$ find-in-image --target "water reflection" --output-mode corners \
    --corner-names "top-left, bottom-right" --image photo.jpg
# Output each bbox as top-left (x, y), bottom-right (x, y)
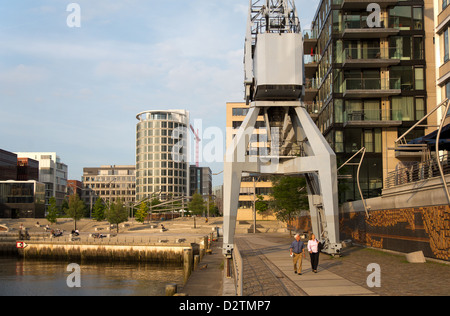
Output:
top-left (0, 257), bottom-right (184, 296)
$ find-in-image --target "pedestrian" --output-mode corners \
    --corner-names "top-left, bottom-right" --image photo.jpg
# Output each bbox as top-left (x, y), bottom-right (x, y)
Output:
top-left (308, 234), bottom-right (320, 273)
top-left (290, 233), bottom-right (306, 275)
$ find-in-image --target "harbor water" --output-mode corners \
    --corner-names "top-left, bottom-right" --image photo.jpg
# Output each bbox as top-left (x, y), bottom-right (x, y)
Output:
top-left (0, 257), bottom-right (184, 296)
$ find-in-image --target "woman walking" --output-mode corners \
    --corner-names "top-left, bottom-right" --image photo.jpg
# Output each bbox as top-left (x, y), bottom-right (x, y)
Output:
top-left (308, 234), bottom-right (320, 273)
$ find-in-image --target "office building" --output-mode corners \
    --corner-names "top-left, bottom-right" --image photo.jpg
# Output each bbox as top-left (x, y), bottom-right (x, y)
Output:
top-left (0, 149), bottom-right (18, 181)
top-left (136, 110), bottom-right (190, 202)
top-left (81, 165), bottom-right (136, 209)
top-left (189, 165), bottom-right (212, 197)
top-left (17, 158), bottom-right (39, 181)
top-left (15, 152), bottom-right (68, 208)
top-left (0, 180), bottom-right (46, 218)
top-left (303, 0), bottom-right (436, 203)
top-left (226, 102), bottom-right (275, 221)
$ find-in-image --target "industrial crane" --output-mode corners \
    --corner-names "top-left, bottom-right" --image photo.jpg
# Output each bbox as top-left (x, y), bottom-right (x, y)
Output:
top-left (190, 124), bottom-right (201, 167)
top-left (223, 0), bottom-right (342, 259)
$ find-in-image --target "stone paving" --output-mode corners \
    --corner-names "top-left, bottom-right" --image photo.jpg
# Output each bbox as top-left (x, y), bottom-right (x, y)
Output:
top-left (236, 234), bottom-right (450, 296)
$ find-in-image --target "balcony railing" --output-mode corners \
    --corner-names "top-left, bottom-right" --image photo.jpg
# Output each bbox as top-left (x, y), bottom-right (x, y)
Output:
top-left (385, 154), bottom-right (450, 189)
top-left (343, 78), bottom-right (401, 91)
top-left (305, 78), bottom-right (319, 89)
top-left (303, 29), bottom-right (318, 40)
top-left (343, 109), bottom-right (403, 124)
top-left (304, 54), bottom-right (320, 65)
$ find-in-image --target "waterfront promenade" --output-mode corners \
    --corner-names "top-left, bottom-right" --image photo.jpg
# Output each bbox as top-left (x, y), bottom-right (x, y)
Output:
top-left (183, 234), bottom-right (450, 296)
top-left (2, 219), bottom-right (450, 296)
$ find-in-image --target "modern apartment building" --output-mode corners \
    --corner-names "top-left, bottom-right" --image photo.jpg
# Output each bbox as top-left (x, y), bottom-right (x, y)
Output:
top-left (435, 0), bottom-right (450, 125)
top-left (15, 152), bottom-right (68, 208)
top-left (226, 102), bottom-right (275, 221)
top-left (81, 165), bottom-right (136, 210)
top-left (136, 110), bottom-right (190, 202)
top-left (303, 0), bottom-right (436, 203)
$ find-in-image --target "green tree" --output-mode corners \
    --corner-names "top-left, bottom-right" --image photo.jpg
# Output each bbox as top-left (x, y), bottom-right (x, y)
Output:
top-left (270, 176), bottom-right (309, 234)
top-left (92, 198), bottom-right (106, 221)
top-left (135, 202), bottom-right (149, 224)
top-left (255, 195), bottom-right (269, 215)
top-left (189, 192), bottom-right (205, 216)
top-left (65, 194), bottom-right (85, 230)
top-left (105, 199), bottom-right (128, 233)
top-left (46, 196), bottom-right (58, 224)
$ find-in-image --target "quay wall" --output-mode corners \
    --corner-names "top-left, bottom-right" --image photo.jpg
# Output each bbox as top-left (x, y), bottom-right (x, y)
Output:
top-left (15, 241), bottom-right (192, 263)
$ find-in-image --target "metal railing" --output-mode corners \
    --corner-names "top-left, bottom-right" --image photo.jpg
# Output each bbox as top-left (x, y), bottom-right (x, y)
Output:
top-left (232, 244), bottom-right (244, 296)
top-left (343, 78), bottom-right (401, 91)
top-left (385, 154), bottom-right (450, 189)
top-left (343, 109), bottom-right (403, 123)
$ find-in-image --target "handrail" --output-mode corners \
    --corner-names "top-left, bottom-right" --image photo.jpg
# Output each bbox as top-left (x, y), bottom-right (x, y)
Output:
top-left (385, 154), bottom-right (450, 189)
top-left (232, 244), bottom-right (244, 296)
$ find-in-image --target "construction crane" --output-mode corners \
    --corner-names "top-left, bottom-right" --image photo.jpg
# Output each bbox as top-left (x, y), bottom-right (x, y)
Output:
top-left (190, 124), bottom-right (201, 167)
top-left (223, 0), bottom-right (342, 259)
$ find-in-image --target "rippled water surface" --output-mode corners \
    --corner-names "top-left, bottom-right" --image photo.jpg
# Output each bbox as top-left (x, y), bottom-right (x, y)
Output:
top-left (0, 257), bottom-right (184, 296)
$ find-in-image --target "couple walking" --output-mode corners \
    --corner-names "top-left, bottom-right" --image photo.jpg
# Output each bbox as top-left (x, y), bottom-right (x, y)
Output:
top-left (289, 233), bottom-right (320, 275)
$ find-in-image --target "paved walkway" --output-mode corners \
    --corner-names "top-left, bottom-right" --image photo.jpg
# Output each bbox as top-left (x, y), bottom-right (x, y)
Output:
top-left (235, 234), bottom-right (450, 296)
top-left (181, 239), bottom-right (225, 296)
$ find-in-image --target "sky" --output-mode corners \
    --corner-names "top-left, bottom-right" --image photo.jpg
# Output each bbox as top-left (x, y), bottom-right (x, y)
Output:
top-left (0, 0), bottom-right (319, 186)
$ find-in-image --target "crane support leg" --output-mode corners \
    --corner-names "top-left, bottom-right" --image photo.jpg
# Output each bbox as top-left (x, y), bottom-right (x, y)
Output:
top-left (223, 104), bottom-right (342, 257)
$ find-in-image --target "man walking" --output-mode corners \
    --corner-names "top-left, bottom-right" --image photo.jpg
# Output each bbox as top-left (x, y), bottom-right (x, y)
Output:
top-left (290, 233), bottom-right (306, 275)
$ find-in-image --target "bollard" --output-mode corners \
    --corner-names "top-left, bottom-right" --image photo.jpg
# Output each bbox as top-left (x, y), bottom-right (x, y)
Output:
top-left (183, 248), bottom-right (193, 283)
top-left (165, 283), bottom-right (178, 296)
top-left (194, 255), bottom-right (200, 270)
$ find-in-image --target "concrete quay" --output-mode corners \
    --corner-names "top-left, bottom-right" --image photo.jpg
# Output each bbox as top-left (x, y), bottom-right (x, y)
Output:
top-left (232, 234), bottom-right (450, 296)
top-left (182, 233), bottom-right (450, 297)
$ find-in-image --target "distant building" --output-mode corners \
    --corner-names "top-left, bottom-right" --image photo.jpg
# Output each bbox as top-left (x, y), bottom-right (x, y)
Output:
top-left (136, 110), bottom-right (190, 202)
top-left (0, 149), bottom-right (18, 181)
top-left (17, 158), bottom-right (39, 181)
top-left (189, 165), bottom-right (212, 197)
top-left (0, 180), bottom-right (46, 218)
top-left (226, 102), bottom-right (275, 221)
top-left (81, 165), bottom-right (136, 212)
top-left (15, 152), bottom-right (68, 208)
top-left (67, 180), bottom-right (83, 198)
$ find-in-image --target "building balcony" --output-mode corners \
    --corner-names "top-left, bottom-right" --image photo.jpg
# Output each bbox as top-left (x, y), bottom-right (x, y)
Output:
top-left (303, 29), bottom-right (318, 55)
top-left (342, 78), bottom-right (401, 98)
top-left (304, 102), bottom-right (321, 121)
top-left (343, 109), bottom-right (402, 127)
top-left (339, 48), bottom-right (400, 68)
top-left (303, 78), bottom-right (319, 102)
top-left (341, 0), bottom-right (397, 9)
top-left (304, 54), bottom-right (319, 77)
top-left (342, 20), bottom-right (399, 39)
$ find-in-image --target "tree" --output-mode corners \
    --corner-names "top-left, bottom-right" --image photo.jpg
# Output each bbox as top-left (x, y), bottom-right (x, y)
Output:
top-left (135, 202), bottom-right (149, 224)
top-left (189, 192), bottom-right (205, 216)
top-left (65, 194), bottom-right (85, 230)
top-left (46, 197), bottom-right (58, 224)
top-left (270, 176), bottom-right (309, 234)
top-left (105, 199), bottom-right (128, 233)
top-left (255, 195), bottom-right (269, 215)
top-left (92, 198), bottom-right (106, 222)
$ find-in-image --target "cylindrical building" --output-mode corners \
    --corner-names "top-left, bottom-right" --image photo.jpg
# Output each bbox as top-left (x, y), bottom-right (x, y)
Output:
top-left (136, 110), bottom-right (190, 202)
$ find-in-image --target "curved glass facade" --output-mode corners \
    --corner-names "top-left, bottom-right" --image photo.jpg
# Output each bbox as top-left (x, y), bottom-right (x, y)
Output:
top-left (136, 110), bottom-right (190, 202)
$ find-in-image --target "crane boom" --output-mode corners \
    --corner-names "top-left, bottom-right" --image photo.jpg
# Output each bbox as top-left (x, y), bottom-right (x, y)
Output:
top-left (190, 124), bottom-right (201, 167)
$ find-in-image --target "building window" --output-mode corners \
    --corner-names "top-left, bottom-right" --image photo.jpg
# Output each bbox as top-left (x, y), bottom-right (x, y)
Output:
top-left (232, 108), bottom-right (249, 116)
top-left (445, 29), bottom-right (450, 63)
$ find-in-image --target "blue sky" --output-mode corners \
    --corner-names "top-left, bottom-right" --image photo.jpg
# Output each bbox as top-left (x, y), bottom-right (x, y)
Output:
top-left (0, 0), bottom-right (319, 186)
